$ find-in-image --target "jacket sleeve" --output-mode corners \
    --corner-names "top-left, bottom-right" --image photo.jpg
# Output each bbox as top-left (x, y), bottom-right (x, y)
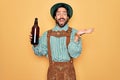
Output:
top-left (68, 29), bottom-right (82, 58)
top-left (32, 32), bottom-right (48, 56)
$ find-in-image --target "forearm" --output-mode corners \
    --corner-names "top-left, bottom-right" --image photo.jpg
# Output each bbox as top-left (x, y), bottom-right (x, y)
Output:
top-left (32, 45), bottom-right (42, 56)
top-left (68, 39), bottom-right (82, 58)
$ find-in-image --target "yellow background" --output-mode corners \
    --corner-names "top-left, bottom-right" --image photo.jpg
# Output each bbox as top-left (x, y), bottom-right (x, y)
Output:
top-left (0, 0), bottom-right (120, 80)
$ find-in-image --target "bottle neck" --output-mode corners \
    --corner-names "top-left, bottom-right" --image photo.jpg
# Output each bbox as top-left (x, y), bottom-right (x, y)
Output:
top-left (34, 23), bottom-right (38, 26)
top-left (34, 18), bottom-right (38, 26)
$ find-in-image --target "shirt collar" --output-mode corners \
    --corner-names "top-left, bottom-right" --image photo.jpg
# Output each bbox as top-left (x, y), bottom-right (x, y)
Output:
top-left (52, 24), bottom-right (69, 31)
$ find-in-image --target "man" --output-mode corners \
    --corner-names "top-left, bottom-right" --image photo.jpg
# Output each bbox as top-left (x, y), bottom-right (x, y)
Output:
top-left (31, 3), bottom-right (93, 80)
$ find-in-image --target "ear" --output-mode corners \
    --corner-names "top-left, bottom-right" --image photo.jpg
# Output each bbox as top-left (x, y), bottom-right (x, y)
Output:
top-left (54, 16), bottom-right (57, 19)
top-left (67, 17), bottom-right (69, 20)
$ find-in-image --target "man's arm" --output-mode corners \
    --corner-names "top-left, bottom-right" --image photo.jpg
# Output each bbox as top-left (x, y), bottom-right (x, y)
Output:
top-left (68, 28), bottom-right (94, 58)
top-left (31, 32), bottom-right (48, 56)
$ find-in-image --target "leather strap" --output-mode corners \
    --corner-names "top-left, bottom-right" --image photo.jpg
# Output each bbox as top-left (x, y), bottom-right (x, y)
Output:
top-left (47, 27), bottom-right (73, 64)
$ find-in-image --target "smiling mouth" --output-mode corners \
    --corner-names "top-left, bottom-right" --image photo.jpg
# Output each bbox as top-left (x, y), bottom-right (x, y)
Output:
top-left (58, 18), bottom-right (65, 21)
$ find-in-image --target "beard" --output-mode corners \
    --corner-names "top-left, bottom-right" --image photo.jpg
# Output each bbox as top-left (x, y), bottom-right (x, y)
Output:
top-left (55, 18), bottom-right (69, 28)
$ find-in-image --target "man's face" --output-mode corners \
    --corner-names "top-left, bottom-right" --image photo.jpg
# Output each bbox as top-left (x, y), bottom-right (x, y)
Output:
top-left (55, 7), bottom-right (69, 28)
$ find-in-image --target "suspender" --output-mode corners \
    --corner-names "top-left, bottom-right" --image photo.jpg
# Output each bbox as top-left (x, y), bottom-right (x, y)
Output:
top-left (47, 27), bottom-right (73, 64)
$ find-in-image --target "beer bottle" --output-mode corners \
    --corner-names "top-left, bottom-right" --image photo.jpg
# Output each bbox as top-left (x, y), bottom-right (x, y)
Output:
top-left (31, 18), bottom-right (39, 45)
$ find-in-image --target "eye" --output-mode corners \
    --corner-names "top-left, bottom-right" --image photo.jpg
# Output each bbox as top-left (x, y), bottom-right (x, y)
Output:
top-left (56, 13), bottom-right (60, 16)
top-left (63, 13), bottom-right (67, 15)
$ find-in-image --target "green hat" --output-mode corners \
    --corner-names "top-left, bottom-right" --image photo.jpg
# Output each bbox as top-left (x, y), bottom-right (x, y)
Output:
top-left (50, 3), bottom-right (73, 19)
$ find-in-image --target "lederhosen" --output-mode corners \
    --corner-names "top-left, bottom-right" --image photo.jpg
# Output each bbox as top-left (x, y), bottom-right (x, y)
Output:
top-left (47, 27), bottom-right (76, 80)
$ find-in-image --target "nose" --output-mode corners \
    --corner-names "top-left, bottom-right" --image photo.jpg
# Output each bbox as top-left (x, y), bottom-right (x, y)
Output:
top-left (60, 14), bottom-right (64, 18)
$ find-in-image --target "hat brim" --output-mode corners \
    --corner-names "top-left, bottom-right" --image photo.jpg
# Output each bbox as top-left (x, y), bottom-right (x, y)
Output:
top-left (50, 3), bottom-right (73, 19)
